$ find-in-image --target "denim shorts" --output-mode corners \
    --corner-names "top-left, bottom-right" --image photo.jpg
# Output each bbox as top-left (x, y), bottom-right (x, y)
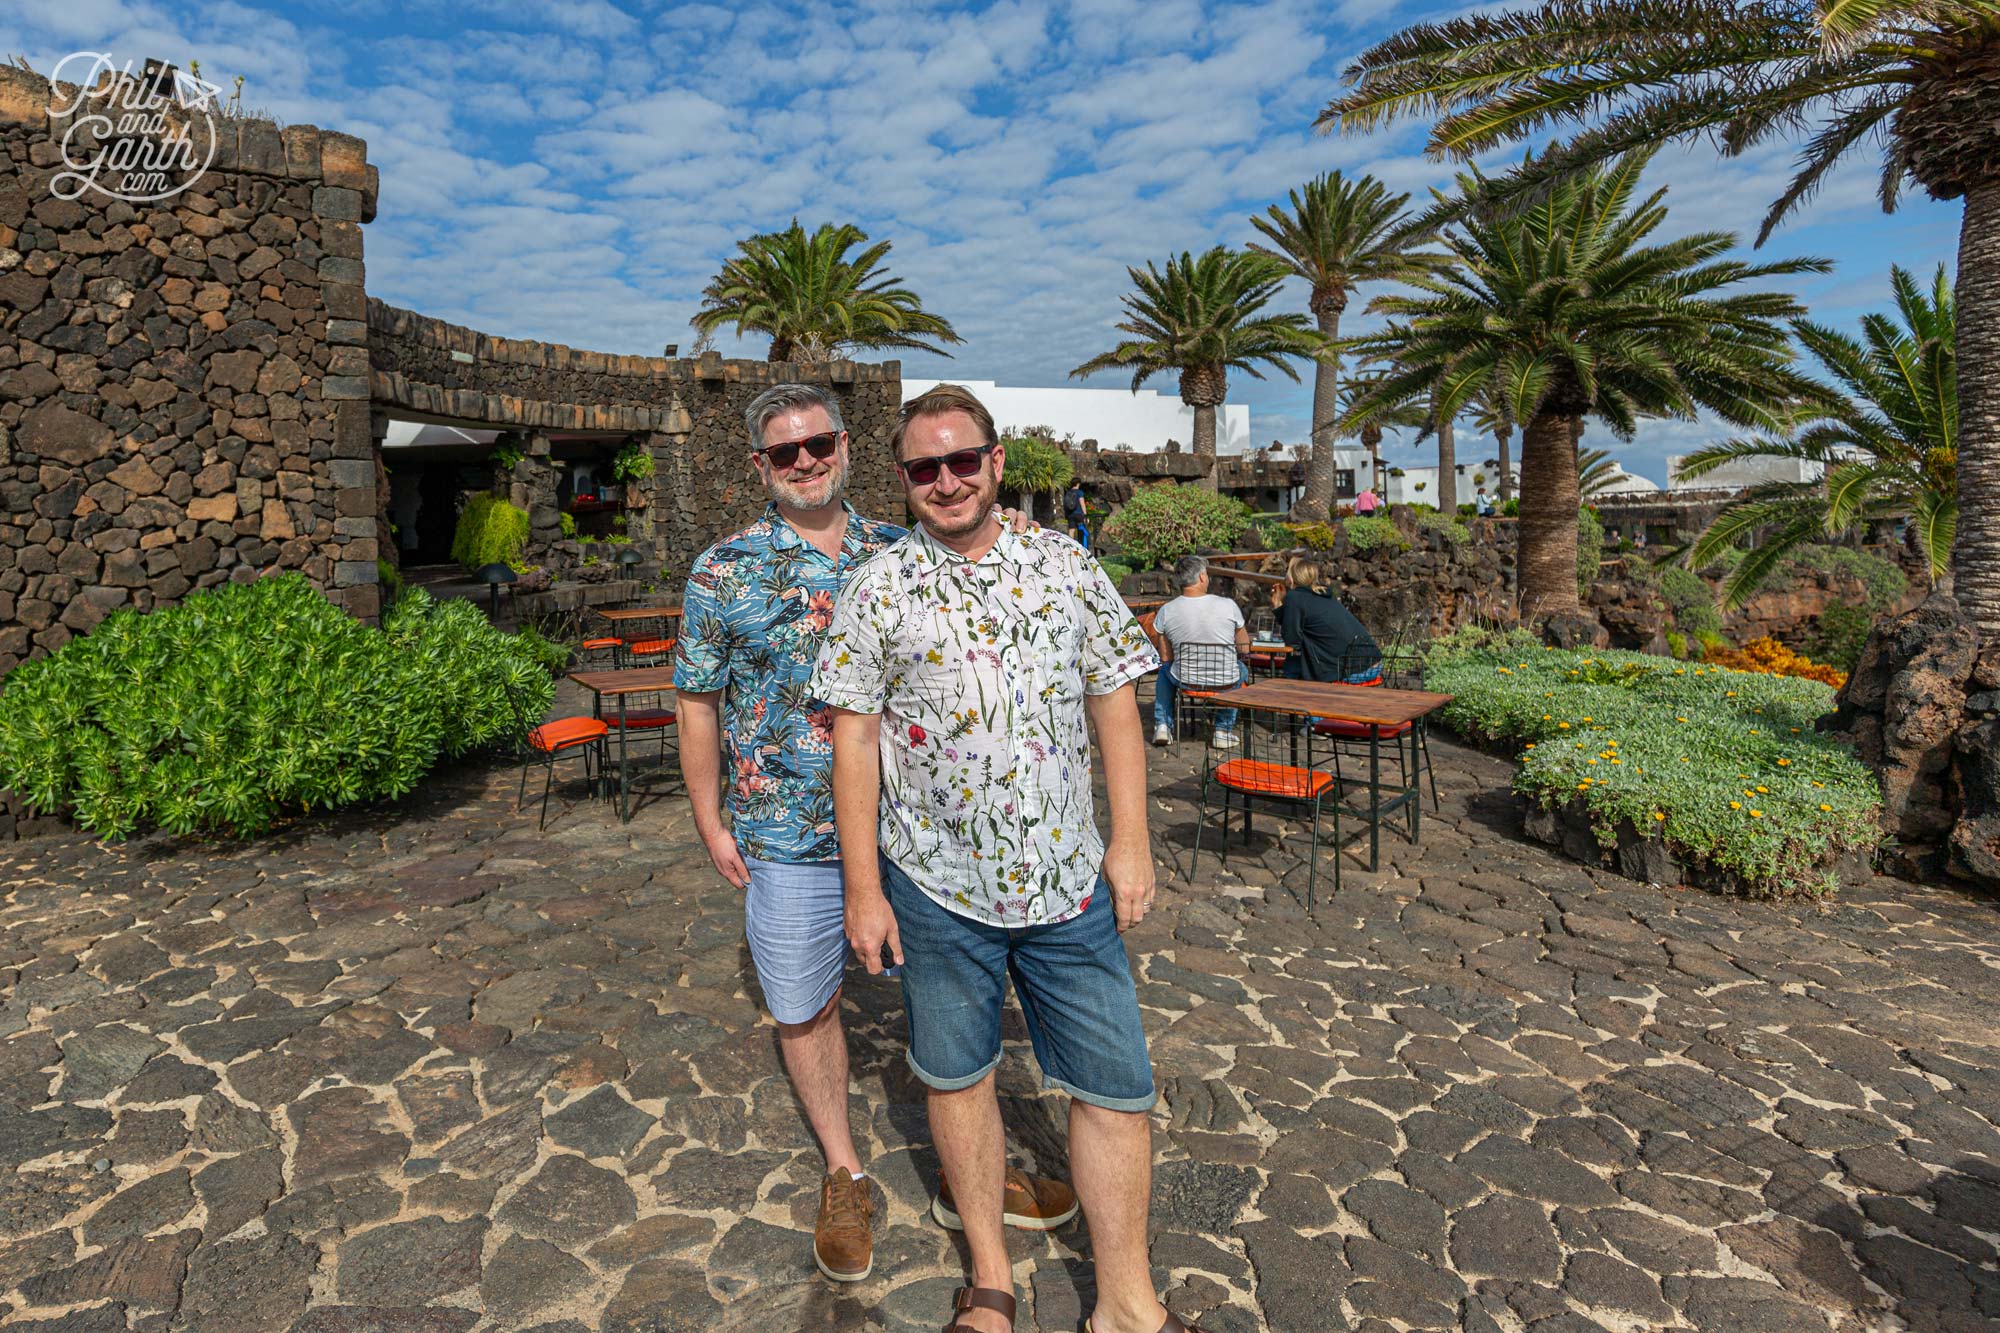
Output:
top-left (743, 856), bottom-right (848, 1024)
top-left (881, 857), bottom-right (1156, 1112)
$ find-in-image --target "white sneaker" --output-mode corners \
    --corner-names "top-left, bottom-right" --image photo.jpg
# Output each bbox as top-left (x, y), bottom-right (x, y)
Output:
top-left (1212, 730), bottom-right (1241, 750)
top-left (1152, 724), bottom-right (1173, 746)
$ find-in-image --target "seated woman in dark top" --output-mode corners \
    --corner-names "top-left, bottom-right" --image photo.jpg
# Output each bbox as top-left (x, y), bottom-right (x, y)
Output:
top-left (1267, 557), bottom-right (1383, 683)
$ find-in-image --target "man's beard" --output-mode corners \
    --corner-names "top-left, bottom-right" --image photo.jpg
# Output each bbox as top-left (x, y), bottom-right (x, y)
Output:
top-left (766, 460), bottom-right (847, 510)
top-left (913, 473), bottom-right (998, 539)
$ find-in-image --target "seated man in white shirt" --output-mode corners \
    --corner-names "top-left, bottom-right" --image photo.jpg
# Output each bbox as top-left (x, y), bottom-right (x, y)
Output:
top-left (1149, 555), bottom-right (1249, 749)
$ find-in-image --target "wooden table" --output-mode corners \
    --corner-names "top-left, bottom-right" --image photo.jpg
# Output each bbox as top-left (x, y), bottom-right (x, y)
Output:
top-left (1211, 679), bottom-right (1453, 869)
top-left (1123, 597), bottom-right (1171, 613)
top-left (594, 605), bottom-right (682, 626)
top-left (567, 666), bottom-right (678, 822)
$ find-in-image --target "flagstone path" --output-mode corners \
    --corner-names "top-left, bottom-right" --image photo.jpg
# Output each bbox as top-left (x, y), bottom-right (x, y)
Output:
top-left (2, 693), bottom-right (1998, 1331)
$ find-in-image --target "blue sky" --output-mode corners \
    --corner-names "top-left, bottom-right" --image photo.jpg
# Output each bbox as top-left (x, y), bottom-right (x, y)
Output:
top-left (4, 0), bottom-right (1964, 482)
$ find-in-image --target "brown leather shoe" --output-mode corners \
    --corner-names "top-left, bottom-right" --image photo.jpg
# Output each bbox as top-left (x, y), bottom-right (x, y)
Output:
top-left (932, 1166), bottom-right (1079, 1232)
top-left (814, 1167), bottom-right (875, 1282)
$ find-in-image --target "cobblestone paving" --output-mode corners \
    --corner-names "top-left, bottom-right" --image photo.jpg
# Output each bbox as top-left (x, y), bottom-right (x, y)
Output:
top-left (3, 693), bottom-right (2000, 1331)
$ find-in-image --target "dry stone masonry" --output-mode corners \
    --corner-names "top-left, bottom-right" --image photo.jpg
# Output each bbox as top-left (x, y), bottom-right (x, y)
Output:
top-left (0, 62), bottom-right (383, 675)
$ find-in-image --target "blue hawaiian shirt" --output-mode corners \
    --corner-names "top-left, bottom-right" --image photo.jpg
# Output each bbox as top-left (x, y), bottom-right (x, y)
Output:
top-left (673, 503), bottom-right (905, 863)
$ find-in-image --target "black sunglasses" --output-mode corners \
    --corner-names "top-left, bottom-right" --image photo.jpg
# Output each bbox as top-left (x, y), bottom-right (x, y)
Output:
top-left (898, 443), bottom-right (995, 487)
top-left (754, 431), bottom-right (840, 469)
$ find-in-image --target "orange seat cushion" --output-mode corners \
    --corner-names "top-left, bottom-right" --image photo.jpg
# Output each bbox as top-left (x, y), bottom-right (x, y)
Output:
top-left (627, 637), bottom-right (676, 656)
top-left (581, 637), bottom-right (623, 651)
top-left (1214, 758), bottom-right (1333, 800)
top-left (532, 716), bottom-right (608, 751)
top-left (605, 708), bottom-right (676, 729)
top-left (1313, 718), bottom-right (1412, 740)
top-left (1244, 653), bottom-right (1281, 668)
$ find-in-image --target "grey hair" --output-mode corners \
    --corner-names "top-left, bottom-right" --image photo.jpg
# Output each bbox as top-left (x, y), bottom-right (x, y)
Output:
top-left (1173, 554), bottom-right (1209, 589)
top-left (743, 383), bottom-right (844, 447)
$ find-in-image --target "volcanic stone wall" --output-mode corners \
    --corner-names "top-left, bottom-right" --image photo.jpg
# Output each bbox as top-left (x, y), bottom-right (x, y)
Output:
top-left (368, 302), bottom-right (906, 593)
top-left (0, 63), bottom-right (382, 674)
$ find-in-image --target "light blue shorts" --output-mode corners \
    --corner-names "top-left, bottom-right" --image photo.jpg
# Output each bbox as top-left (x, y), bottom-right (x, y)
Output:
top-left (743, 856), bottom-right (848, 1025)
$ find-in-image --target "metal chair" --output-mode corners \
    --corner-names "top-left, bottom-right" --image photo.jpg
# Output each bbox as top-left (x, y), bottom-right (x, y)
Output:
top-left (1190, 709), bottom-right (1341, 913)
top-left (1166, 642), bottom-right (1248, 740)
top-left (507, 688), bottom-right (608, 831)
top-left (600, 685), bottom-right (678, 761)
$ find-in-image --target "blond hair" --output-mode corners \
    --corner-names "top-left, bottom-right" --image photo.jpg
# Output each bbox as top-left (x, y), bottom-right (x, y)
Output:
top-left (1286, 556), bottom-right (1327, 591)
top-left (892, 383), bottom-right (998, 458)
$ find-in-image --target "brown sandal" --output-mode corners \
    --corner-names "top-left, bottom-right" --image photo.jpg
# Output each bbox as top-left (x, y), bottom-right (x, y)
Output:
top-left (943, 1285), bottom-right (1016, 1331)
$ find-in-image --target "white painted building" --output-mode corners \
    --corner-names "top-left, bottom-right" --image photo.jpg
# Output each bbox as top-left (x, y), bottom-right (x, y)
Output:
top-left (1667, 454), bottom-right (1821, 490)
top-left (902, 378), bottom-right (1252, 455)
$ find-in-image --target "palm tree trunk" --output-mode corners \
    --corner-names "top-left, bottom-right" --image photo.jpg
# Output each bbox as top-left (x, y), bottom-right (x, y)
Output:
top-left (1192, 403), bottom-right (1219, 492)
top-left (1296, 311), bottom-right (1342, 520)
top-left (1518, 411), bottom-right (1582, 618)
top-left (1957, 179), bottom-right (2000, 637)
top-left (1497, 427), bottom-right (1514, 503)
top-left (1434, 401), bottom-right (1457, 513)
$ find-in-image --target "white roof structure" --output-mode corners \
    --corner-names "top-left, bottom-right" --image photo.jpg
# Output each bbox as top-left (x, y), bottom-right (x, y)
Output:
top-left (1591, 468), bottom-right (1662, 496)
top-left (903, 378), bottom-right (1252, 455)
top-left (1667, 454), bottom-right (1820, 490)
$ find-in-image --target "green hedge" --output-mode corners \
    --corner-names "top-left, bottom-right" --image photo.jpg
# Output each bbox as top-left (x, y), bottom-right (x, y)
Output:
top-left (0, 575), bottom-right (555, 839)
top-left (451, 494), bottom-right (529, 573)
top-left (1101, 485), bottom-right (1251, 570)
top-left (1783, 544), bottom-right (1907, 611)
top-left (1423, 626), bottom-right (1880, 897)
top-left (1340, 515), bottom-right (1408, 553)
top-left (1415, 509), bottom-right (1469, 545)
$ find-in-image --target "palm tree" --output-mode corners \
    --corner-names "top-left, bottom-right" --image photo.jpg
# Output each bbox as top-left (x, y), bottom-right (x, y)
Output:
top-left (1469, 395), bottom-right (1515, 502)
top-left (1071, 248), bottom-right (1322, 491)
top-left (1681, 263), bottom-right (1958, 606)
top-left (1248, 172), bottom-right (1447, 520)
top-left (1432, 392), bottom-right (1459, 512)
top-left (1577, 445), bottom-right (1624, 499)
top-left (1317, 0), bottom-right (2000, 635)
top-left (1338, 368), bottom-right (1428, 497)
top-left (1339, 155), bottom-right (1825, 619)
top-left (692, 219), bottom-right (961, 363)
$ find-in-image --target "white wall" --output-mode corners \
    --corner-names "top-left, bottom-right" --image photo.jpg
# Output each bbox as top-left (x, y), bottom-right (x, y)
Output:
top-left (903, 378), bottom-right (1252, 454)
top-left (1668, 454), bottom-right (1821, 490)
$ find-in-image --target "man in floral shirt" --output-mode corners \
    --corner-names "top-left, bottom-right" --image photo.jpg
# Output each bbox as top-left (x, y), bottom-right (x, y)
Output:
top-left (814, 386), bottom-right (1212, 1333)
top-left (673, 384), bottom-right (1067, 1288)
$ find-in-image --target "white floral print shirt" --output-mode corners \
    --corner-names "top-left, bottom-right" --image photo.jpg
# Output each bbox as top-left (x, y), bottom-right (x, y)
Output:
top-left (809, 523), bottom-right (1159, 927)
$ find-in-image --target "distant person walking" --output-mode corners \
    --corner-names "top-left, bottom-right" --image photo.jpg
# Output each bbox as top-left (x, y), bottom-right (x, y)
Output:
top-left (1352, 486), bottom-right (1381, 516)
top-left (1149, 555), bottom-right (1250, 749)
top-left (1065, 479), bottom-right (1091, 550)
top-left (1268, 556), bottom-right (1383, 684)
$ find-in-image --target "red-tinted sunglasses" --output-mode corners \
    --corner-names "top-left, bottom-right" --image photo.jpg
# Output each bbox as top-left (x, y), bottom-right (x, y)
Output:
top-left (754, 431), bottom-right (840, 469)
top-left (898, 443), bottom-right (995, 487)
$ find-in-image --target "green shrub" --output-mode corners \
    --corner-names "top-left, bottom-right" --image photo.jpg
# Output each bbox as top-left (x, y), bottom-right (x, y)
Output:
top-left (1101, 485), bottom-right (1252, 570)
top-left (1340, 515), bottom-right (1409, 554)
top-left (451, 495), bottom-right (529, 573)
top-left (512, 623), bottom-right (571, 676)
top-left (492, 440), bottom-right (525, 471)
top-left (1423, 627), bottom-right (1881, 896)
top-left (559, 512), bottom-right (576, 539)
top-left (1097, 559), bottom-right (1133, 589)
top-left (1665, 629), bottom-right (1688, 659)
top-left (612, 442), bottom-right (655, 485)
top-left (1783, 544), bottom-right (1907, 611)
top-left (0, 575), bottom-right (553, 840)
top-left (1658, 564), bottom-right (1722, 637)
top-left (1804, 603), bottom-right (1876, 673)
top-left (1502, 498), bottom-right (1519, 517)
top-left (1285, 521), bottom-right (1341, 553)
top-left (1252, 518), bottom-right (1294, 551)
top-left (1001, 436), bottom-right (1075, 494)
top-left (1416, 510), bottom-right (1470, 545)
top-left (376, 559), bottom-right (405, 608)
top-left (1577, 508), bottom-right (1604, 600)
